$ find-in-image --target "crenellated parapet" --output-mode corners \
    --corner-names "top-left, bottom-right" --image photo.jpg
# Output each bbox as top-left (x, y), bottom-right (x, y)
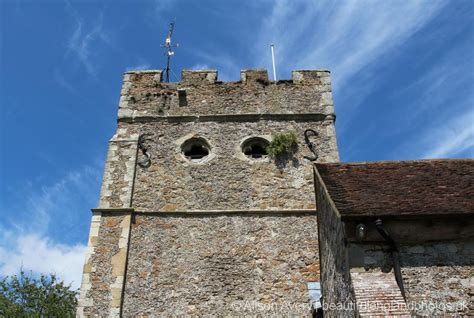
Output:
top-left (118, 69), bottom-right (335, 121)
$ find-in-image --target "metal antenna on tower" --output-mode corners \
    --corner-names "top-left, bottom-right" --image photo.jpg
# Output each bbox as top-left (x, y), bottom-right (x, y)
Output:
top-left (161, 19), bottom-right (179, 82)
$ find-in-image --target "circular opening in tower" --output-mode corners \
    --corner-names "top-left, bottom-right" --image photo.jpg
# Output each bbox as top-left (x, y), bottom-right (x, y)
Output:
top-left (181, 138), bottom-right (211, 163)
top-left (241, 137), bottom-right (270, 159)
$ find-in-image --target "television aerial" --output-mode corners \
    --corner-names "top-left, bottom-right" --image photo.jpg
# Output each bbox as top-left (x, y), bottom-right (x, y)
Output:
top-left (161, 19), bottom-right (179, 82)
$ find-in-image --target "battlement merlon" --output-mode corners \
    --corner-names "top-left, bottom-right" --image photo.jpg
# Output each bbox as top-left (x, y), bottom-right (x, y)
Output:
top-left (118, 69), bottom-right (335, 121)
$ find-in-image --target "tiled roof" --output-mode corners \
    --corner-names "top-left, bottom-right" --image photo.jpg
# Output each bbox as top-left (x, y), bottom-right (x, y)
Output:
top-left (315, 159), bottom-right (474, 217)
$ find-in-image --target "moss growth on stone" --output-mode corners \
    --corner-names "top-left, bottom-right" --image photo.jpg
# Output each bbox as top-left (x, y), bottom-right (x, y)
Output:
top-left (266, 131), bottom-right (298, 157)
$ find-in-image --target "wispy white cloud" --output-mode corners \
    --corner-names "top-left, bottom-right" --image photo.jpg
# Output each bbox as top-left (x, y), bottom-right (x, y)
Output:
top-left (387, 33), bottom-right (474, 159)
top-left (5, 165), bottom-right (101, 235)
top-left (391, 46), bottom-right (473, 129)
top-left (190, 63), bottom-right (211, 70)
top-left (147, 0), bottom-right (178, 34)
top-left (0, 233), bottom-right (86, 290)
top-left (53, 69), bottom-right (78, 95)
top-left (401, 109), bottom-right (474, 159)
top-left (66, 12), bottom-right (110, 77)
top-left (254, 1), bottom-right (446, 92)
top-left (126, 63), bottom-right (152, 71)
top-left (0, 165), bottom-right (101, 289)
top-left (153, 0), bottom-right (176, 13)
top-left (390, 54), bottom-right (473, 159)
top-left (189, 49), bottom-right (240, 81)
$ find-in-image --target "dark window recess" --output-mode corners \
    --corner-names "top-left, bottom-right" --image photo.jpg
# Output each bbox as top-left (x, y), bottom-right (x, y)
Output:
top-left (184, 144), bottom-right (209, 160)
top-left (244, 144), bottom-right (267, 158)
top-left (178, 89), bottom-right (187, 107)
top-left (181, 138), bottom-right (211, 162)
top-left (242, 138), bottom-right (269, 159)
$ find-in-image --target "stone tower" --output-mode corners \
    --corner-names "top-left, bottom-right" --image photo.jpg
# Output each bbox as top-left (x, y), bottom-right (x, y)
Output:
top-left (77, 69), bottom-right (339, 316)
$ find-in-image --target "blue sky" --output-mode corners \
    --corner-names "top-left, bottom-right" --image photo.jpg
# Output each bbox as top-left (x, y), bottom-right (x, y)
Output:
top-left (0, 0), bottom-right (473, 289)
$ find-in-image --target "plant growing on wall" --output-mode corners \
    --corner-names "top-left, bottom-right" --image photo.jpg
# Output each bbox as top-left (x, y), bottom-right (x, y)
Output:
top-left (266, 131), bottom-right (298, 157)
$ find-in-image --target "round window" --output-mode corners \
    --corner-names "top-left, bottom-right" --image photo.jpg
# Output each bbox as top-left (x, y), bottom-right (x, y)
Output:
top-left (181, 138), bottom-right (211, 162)
top-left (241, 137), bottom-right (270, 159)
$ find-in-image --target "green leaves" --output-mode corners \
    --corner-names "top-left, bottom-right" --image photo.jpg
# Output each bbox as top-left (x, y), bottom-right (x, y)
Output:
top-left (0, 270), bottom-right (78, 317)
top-left (266, 131), bottom-right (298, 157)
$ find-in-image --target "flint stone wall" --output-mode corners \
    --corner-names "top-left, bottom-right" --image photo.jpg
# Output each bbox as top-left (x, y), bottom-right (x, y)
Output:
top-left (119, 119), bottom-right (338, 212)
top-left (122, 213), bottom-right (319, 316)
top-left (401, 242), bottom-right (473, 316)
top-left (314, 168), bottom-right (356, 318)
top-left (403, 265), bottom-right (474, 316)
top-left (349, 241), bottom-right (474, 316)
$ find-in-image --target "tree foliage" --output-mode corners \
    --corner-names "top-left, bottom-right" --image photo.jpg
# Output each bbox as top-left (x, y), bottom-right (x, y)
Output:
top-left (266, 131), bottom-right (298, 157)
top-left (0, 270), bottom-right (78, 317)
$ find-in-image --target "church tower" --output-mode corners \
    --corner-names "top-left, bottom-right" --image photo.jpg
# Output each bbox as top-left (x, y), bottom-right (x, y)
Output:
top-left (77, 69), bottom-right (339, 316)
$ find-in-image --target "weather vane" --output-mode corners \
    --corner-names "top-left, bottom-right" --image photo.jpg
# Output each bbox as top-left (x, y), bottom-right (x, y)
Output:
top-left (161, 19), bottom-right (179, 82)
